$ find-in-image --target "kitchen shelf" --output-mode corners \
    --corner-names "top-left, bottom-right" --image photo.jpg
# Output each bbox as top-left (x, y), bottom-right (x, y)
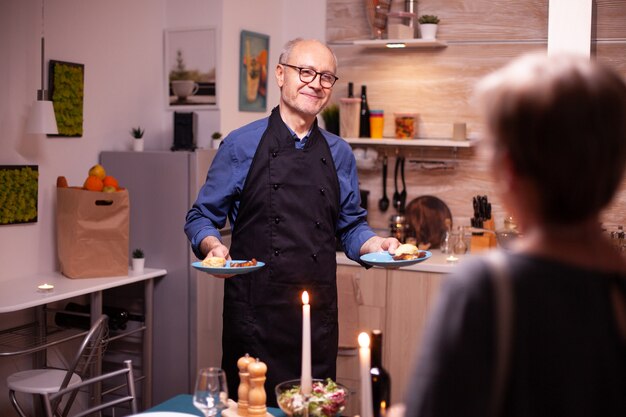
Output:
top-left (345, 137), bottom-right (477, 148)
top-left (352, 38), bottom-right (447, 49)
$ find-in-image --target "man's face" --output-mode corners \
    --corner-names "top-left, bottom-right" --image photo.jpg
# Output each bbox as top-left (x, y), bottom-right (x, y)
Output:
top-left (276, 40), bottom-right (337, 119)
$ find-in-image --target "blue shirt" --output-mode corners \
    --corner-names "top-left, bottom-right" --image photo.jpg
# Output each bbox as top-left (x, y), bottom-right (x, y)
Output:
top-left (184, 115), bottom-right (375, 263)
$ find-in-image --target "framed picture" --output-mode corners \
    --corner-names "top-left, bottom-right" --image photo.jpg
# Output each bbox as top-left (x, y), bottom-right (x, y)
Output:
top-left (0, 165), bottom-right (38, 225)
top-left (239, 30), bottom-right (269, 112)
top-left (48, 60), bottom-right (84, 137)
top-left (165, 27), bottom-right (217, 109)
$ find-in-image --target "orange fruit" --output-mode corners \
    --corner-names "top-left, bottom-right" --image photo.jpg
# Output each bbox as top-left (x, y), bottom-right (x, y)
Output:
top-left (83, 175), bottom-right (104, 191)
top-left (103, 175), bottom-right (119, 189)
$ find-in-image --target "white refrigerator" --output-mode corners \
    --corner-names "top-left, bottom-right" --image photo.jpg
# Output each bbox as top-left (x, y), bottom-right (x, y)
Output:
top-left (100, 150), bottom-right (228, 405)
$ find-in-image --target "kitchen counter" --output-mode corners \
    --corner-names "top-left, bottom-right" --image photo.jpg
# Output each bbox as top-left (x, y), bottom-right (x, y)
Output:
top-left (336, 250), bottom-right (470, 274)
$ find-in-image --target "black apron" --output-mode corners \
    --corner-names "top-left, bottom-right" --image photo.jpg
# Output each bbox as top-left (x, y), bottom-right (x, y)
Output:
top-left (222, 107), bottom-right (340, 406)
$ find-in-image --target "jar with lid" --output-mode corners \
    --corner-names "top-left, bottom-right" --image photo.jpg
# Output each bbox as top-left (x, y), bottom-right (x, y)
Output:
top-left (389, 214), bottom-right (410, 243)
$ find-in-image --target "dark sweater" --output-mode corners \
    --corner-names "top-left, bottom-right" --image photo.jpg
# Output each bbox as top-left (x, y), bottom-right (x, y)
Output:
top-left (404, 253), bottom-right (626, 417)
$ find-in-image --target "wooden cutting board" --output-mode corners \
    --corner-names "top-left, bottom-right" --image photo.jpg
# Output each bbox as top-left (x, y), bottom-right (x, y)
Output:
top-left (405, 195), bottom-right (453, 249)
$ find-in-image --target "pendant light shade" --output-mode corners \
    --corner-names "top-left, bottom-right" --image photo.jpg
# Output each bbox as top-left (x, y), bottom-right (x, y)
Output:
top-left (26, 99), bottom-right (58, 134)
top-left (27, 0), bottom-right (58, 135)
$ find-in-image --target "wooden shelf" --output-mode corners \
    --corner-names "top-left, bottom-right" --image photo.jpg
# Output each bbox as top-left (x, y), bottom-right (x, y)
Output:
top-left (345, 137), bottom-right (477, 148)
top-left (352, 38), bottom-right (447, 49)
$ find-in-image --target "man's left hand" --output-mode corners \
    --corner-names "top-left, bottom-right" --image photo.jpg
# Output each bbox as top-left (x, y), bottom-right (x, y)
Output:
top-left (360, 236), bottom-right (401, 255)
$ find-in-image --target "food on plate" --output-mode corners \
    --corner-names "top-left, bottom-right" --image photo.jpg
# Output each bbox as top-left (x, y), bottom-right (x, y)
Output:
top-left (392, 243), bottom-right (423, 260)
top-left (230, 259), bottom-right (258, 268)
top-left (277, 378), bottom-right (347, 417)
top-left (202, 256), bottom-right (227, 267)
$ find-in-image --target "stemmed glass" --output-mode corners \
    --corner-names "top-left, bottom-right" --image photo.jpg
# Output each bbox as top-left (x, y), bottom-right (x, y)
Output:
top-left (193, 367), bottom-right (229, 417)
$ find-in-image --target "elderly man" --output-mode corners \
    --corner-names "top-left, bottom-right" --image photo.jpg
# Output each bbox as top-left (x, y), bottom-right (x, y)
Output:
top-left (185, 38), bottom-right (399, 405)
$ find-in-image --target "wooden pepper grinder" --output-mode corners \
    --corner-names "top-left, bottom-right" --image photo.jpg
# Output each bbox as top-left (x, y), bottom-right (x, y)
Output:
top-left (237, 353), bottom-right (254, 416)
top-left (247, 358), bottom-right (268, 417)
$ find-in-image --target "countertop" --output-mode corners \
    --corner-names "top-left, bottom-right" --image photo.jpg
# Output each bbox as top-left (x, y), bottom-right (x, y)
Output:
top-left (336, 250), bottom-right (470, 274)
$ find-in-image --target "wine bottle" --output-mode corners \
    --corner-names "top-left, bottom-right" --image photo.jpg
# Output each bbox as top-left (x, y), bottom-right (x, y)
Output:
top-left (55, 302), bottom-right (144, 331)
top-left (348, 82), bottom-right (354, 98)
top-left (370, 329), bottom-right (391, 417)
top-left (359, 85), bottom-right (371, 138)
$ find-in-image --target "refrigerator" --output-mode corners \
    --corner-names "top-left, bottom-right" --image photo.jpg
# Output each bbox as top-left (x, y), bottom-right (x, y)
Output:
top-left (101, 150), bottom-right (229, 405)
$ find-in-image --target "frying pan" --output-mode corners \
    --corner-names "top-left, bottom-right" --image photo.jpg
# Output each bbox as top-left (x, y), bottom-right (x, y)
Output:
top-left (405, 195), bottom-right (453, 249)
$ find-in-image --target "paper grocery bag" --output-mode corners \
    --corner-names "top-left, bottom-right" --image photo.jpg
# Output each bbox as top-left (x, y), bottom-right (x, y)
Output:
top-left (56, 187), bottom-right (129, 278)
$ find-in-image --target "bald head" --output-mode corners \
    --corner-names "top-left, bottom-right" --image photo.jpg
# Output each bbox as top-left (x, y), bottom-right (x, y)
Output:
top-left (279, 38), bottom-right (337, 72)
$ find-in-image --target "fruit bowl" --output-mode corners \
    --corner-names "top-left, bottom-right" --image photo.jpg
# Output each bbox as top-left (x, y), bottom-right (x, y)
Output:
top-left (275, 378), bottom-right (349, 417)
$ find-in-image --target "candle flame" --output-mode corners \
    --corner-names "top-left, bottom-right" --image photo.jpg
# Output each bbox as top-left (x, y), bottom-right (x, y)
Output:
top-left (302, 290), bottom-right (309, 305)
top-left (358, 332), bottom-right (370, 348)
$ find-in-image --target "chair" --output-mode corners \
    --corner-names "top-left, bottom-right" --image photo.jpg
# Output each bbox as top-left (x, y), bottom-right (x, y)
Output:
top-left (8, 315), bottom-right (109, 417)
top-left (42, 360), bottom-right (138, 417)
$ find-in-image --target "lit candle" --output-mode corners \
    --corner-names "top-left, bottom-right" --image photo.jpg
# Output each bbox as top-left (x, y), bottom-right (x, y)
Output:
top-left (37, 283), bottom-right (54, 293)
top-left (300, 290), bottom-right (312, 395)
top-left (358, 332), bottom-right (373, 417)
top-left (446, 255), bottom-right (459, 264)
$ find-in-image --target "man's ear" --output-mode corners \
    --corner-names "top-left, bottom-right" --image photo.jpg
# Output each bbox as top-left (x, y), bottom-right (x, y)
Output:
top-left (276, 64), bottom-right (285, 88)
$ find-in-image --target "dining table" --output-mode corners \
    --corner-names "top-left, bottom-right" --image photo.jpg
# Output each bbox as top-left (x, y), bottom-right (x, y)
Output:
top-left (142, 394), bottom-right (286, 417)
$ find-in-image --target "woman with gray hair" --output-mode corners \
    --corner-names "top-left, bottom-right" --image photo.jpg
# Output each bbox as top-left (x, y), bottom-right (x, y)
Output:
top-left (403, 53), bottom-right (626, 416)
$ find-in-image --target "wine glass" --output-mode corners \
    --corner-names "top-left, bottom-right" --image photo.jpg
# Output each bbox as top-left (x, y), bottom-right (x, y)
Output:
top-left (193, 367), bottom-right (229, 417)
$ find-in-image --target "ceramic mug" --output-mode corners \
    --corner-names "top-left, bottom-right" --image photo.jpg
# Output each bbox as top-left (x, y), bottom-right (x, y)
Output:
top-left (171, 80), bottom-right (199, 99)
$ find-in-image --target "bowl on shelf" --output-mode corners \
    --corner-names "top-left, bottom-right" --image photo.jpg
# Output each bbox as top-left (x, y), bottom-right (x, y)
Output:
top-left (275, 378), bottom-right (349, 417)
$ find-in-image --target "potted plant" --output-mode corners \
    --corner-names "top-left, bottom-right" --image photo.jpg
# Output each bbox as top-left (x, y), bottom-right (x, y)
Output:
top-left (418, 14), bottom-right (440, 40)
top-left (211, 131), bottom-right (223, 149)
top-left (132, 248), bottom-right (145, 274)
top-left (130, 126), bottom-right (144, 152)
top-left (321, 104), bottom-right (340, 135)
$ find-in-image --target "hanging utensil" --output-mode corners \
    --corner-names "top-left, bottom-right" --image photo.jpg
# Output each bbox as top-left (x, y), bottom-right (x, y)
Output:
top-left (393, 157), bottom-right (401, 211)
top-left (378, 155), bottom-right (389, 212)
top-left (399, 157), bottom-right (407, 213)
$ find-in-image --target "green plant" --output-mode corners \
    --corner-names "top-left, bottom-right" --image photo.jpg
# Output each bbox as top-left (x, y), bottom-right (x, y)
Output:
top-left (132, 248), bottom-right (144, 259)
top-left (418, 14), bottom-right (440, 24)
top-left (130, 126), bottom-right (144, 139)
top-left (321, 104), bottom-right (340, 135)
top-left (211, 132), bottom-right (222, 140)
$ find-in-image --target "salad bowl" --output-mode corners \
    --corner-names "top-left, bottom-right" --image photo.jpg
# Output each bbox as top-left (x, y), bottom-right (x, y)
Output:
top-left (275, 378), bottom-right (349, 417)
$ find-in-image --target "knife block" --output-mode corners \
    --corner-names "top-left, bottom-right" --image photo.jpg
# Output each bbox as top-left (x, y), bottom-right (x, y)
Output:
top-left (471, 218), bottom-right (497, 253)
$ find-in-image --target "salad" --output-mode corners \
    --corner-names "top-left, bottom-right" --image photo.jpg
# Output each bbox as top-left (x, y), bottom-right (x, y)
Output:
top-left (277, 378), bottom-right (347, 417)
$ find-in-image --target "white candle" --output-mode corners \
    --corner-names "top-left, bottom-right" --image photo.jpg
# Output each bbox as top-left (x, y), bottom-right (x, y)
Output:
top-left (37, 283), bottom-right (54, 292)
top-left (300, 291), bottom-right (312, 395)
top-left (358, 332), bottom-right (373, 417)
top-left (446, 255), bottom-right (459, 264)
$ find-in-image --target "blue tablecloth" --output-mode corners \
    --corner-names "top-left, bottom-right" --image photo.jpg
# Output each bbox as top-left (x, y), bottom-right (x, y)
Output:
top-left (146, 394), bottom-right (285, 417)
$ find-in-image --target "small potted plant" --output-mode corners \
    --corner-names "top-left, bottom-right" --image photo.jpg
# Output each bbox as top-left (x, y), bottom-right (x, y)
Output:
top-left (321, 104), bottom-right (340, 135)
top-left (132, 248), bottom-right (145, 274)
top-left (418, 14), bottom-right (440, 40)
top-left (130, 126), bottom-right (145, 152)
top-left (211, 131), bottom-right (223, 149)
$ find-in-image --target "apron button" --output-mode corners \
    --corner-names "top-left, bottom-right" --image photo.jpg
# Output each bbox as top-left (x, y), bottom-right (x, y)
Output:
top-left (312, 253), bottom-right (318, 261)
top-left (275, 217), bottom-right (280, 224)
top-left (274, 249), bottom-right (280, 256)
top-left (272, 151), bottom-right (278, 158)
top-left (315, 221), bottom-right (321, 228)
top-left (320, 187), bottom-right (325, 195)
top-left (320, 157), bottom-right (327, 164)
top-left (273, 183), bottom-right (280, 190)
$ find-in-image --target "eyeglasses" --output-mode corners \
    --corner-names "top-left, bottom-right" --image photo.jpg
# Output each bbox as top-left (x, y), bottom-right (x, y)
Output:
top-left (280, 63), bottom-right (339, 88)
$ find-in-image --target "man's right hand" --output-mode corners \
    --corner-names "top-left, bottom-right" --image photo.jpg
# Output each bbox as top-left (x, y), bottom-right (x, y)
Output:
top-left (200, 236), bottom-right (233, 278)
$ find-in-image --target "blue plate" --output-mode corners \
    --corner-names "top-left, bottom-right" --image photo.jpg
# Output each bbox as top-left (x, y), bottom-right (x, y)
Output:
top-left (192, 260), bottom-right (265, 275)
top-left (360, 251), bottom-right (432, 268)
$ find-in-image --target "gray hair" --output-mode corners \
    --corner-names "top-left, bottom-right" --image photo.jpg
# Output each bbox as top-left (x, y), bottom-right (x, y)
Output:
top-left (279, 38), bottom-right (338, 69)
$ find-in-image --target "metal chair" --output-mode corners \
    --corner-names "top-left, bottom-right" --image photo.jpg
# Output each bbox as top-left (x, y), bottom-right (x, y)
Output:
top-left (7, 315), bottom-right (109, 417)
top-left (42, 360), bottom-right (137, 417)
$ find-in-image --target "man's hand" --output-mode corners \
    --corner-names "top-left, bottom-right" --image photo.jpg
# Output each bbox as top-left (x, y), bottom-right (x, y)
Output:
top-left (359, 236), bottom-right (401, 255)
top-left (200, 236), bottom-right (233, 278)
